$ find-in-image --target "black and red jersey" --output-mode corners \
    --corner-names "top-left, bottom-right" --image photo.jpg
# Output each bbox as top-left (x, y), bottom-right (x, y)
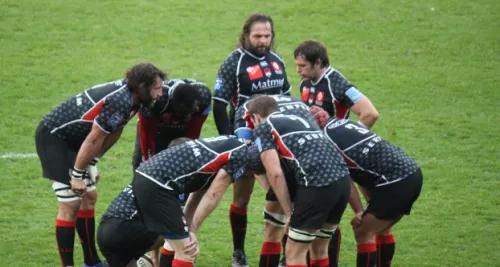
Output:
top-left (135, 136), bottom-right (251, 193)
top-left (253, 112), bottom-right (349, 187)
top-left (323, 119), bottom-right (419, 188)
top-left (212, 48), bottom-right (291, 108)
top-left (42, 79), bottom-right (140, 147)
top-left (299, 66), bottom-right (365, 119)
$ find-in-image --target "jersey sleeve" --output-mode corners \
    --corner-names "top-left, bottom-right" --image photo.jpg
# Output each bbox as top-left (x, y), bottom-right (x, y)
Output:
top-left (253, 121), bottom-right (277, 152)
top-left (212, 52), bottom-right (239, 104)
top-left (221, 145), bottom-right (248, 181)
top-left (328, 71), bottom-right (364, 108)
top-left (94, 92), bottom-right (131, 133)
top-left (193, 82), bottom-right (212, 116)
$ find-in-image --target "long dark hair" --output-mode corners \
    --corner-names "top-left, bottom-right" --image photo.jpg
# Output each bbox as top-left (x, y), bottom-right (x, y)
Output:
top-left (238, 13), bottom-right (275, 50)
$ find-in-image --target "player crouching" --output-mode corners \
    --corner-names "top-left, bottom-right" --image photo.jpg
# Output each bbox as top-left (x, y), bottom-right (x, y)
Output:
top-left (310, 106), bottom-right (423, 267)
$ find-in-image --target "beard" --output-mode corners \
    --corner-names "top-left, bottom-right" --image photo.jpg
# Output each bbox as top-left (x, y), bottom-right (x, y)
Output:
top-left (247, 41), bottom-right (270, 56)
top-left (138, 89), bottom-right (155, 108)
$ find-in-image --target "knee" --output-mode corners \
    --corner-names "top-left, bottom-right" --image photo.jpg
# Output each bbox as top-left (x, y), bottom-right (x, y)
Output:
top-left (81, 190), bottom-right (98, 208)
top-left (58, 201), bottom-right (81, 220)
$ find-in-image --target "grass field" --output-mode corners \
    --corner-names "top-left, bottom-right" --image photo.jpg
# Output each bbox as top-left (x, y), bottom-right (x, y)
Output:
top-left (1, 0), bottom-right (499, 266)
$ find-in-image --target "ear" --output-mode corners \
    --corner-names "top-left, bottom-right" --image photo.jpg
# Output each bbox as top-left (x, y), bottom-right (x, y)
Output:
top-left (315, 59), bottom-right (322, 68)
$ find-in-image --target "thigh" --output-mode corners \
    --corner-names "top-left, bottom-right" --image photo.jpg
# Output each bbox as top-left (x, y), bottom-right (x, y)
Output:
top-left (35, 122), bottom-right (74, 184)
top-left (325, 176), bottom-right (351, 225)
top-left (290, 184), bottom-right (338, 231)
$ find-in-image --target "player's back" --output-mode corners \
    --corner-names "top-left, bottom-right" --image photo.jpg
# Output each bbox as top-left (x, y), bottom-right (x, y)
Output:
top-left (323, 119), bottom-right (419, 188)
top-left (256, 113), bottom-right (349, 187)
top-left (136, 136), bottom-right (247, 193)
top-left (42, 79), bottom-right (137, 145)
top-left (102, 185), bottom-right (138, 220)
top-left (235, 95), bottom-right (319, 134)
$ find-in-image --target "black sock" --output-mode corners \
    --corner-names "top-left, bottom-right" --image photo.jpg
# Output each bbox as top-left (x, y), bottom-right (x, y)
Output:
top-left (229, 204), bottom-right (247, 252)
top-left (328, 226), bottom-right (341, 267)
top-left (376, 235), bottom-right (396, 267)
top-left (56, 219), bottom-right (76, 267)
top-left (160, 247), bottom-right (175, 267)
top-left (76, 209), bottom-right (101, 265)
top-left (259, 242), bottom-right (280, 267)
top-left (357, 243), bottom-right (377, 267)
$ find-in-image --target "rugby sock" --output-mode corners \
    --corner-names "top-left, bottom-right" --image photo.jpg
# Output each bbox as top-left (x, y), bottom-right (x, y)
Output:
top-left (328, 227), bottom-right (341, 267)
top-left (172, 259), bottom-right (193, 267)
top-left (160, 247), bottom-right (175, 267)
top-left (357, 243), bottom-right (377, 267)
top-left (229, 203), bottom-right (247, 252)
top-left (76, 209), bottom-right (101, 265)
top-left (376, 234), bottom-right (396, 267)
top-left (311, 258), bottom-right (329, 267)
top-left (55, 219), bottom-right (76, 267)
top-left (259, 241), bottom-right (281, 267)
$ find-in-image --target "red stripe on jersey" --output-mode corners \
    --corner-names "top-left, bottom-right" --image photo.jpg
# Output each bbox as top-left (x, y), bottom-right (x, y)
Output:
top-left (199, 151), bottom-right (230, 173)
top-left (271, 129), bottom-right (293, 159)
top-left (343, 156), bottom-right (359, 168)
top-left (333, 100), bottom-right (349, 119)
top-left (82, 99), bottom-right (105, 121)
top-left (243, 110), bottom-right (255, 129)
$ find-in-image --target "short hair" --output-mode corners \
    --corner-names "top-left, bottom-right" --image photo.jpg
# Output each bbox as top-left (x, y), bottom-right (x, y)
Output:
top-left (171, 84), bottom-right (200, 118)
top-left (247, 95), bottom-right (278, 118)
top-left (168, 137), bottom-right (192, 148)
top-left (239, 13), bottom-right (275, 50)
top-left (126, 63), bottom-right (167, 93)
top-left (293, 40), bottom-right (330, 67)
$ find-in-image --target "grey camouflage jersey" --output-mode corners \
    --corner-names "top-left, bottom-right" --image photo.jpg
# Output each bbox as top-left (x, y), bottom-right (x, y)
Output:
top-left (135, 136), bottom-right (250, 193)
top-left (254, 112), bottom-right (349, 187)
top-left (102, 185), bottom-right (139, 220)
top-left (324, 119), bottom-right (419, 188)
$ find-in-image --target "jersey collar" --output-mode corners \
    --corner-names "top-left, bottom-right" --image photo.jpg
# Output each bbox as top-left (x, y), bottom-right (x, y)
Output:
top-left (311, 66), bottom-right (332, 86)
top-left (239, 48), bottom-right (267, 60)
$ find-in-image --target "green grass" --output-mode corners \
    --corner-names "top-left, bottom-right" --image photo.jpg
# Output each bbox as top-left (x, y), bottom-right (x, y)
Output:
top-left (1, 0), bottom-right (499, 266)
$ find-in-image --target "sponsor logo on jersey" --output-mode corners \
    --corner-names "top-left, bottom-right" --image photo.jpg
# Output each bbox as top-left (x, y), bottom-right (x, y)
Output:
top-left (315, 91), bottom-right (324, 105)
top-left (251, 78), bottom-right (285, 91)
top-left (263, 68), bottom-right (272, 78)
top-left (246, 65), bottom-right (264, 80)
top-left (259, 61), bottom-right (268, 67)
top-left (108, 113), bottom-right (124, 129)
top-left (301, 87), bottom-right (310, 102)
top-left (214, 77), bottom-right (224, 91)
top-left (271, 61), bottom-right (282, 74)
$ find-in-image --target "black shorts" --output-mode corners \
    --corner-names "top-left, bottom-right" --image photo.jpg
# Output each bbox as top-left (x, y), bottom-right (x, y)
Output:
top-left (365, 168), bottom-right (423, 220)
top-left (35, 121), bottom-right (79, 184)
top-left (290, 175), bottom-right (350, 230)
top-left (132, 172), bottom-right (188, 239)
top-left (97, 218), bottom-right (159, 267)
top-left (265, 168), bottom-right (297, 202)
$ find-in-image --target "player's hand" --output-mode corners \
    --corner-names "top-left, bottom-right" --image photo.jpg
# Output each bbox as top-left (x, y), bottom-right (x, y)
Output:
top-left (87, 158), bottom-right (100, 184)
top-left (351, 212), bottom-right (364, 228)
top-left (70, 177), bottom-right (87, 194)
top-left (184, 232), bottom-right (200, 261)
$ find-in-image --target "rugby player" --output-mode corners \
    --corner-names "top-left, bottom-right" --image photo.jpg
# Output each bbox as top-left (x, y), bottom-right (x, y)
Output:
top-left (248, 95), bottom-right (351, 267)
top-left (212, 13), bottom-right (292, 265)
top-left (312, 106), bottom-right (423, 267)
top-left (35, 63), bottom-right (166, 267)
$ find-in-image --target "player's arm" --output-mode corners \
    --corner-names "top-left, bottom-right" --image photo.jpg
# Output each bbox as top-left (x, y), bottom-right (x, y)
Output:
top-left (98, 126), bottom-right (124, 157)
top-left (348, 179), bottom-right (364, 214)
top-left (260, 149), bottom-right (293, 218)
top-left (212, 53), bottom-right (238, 135)
top-left (349, 95), bottom-right (379, 129)
top-left (189, 169), bottom-right (233, 234)
top-left (183, 189), bottom-right (207, 226)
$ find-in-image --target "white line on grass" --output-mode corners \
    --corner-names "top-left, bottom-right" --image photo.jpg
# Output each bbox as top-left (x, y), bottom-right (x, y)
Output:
top-left (0, 153), bottom-right (38, 159)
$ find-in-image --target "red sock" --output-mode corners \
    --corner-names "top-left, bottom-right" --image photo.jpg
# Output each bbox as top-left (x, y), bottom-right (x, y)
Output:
top-left (376, 234), bottom-right (395, 267)
top-left (259, 241), bottom-right (281, 267)
top-left (172, 259), bottom-right (193, 267)
top-left (160, 247), bottom-right (175, 267)
top-left (315, 258), bottom-right (329, 267)
top-left (229, 203), bottom-right (247, 252)
top-left (357, 243), bottom-right (377, 267)
top-left (310, 260), bottom-right (317, 267)
top-left (55, 219), bottom-right (76, 267)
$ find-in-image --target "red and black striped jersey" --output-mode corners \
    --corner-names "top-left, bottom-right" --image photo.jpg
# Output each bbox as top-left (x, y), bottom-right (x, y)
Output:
top-left (324, 119), bottom-right (419, 188)
top-left (135, 136), bottom-right (251, 193)
top-left (42, 79), bottom-right (140, 147)
top-left (253, 112), bottom-right (349, 187)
